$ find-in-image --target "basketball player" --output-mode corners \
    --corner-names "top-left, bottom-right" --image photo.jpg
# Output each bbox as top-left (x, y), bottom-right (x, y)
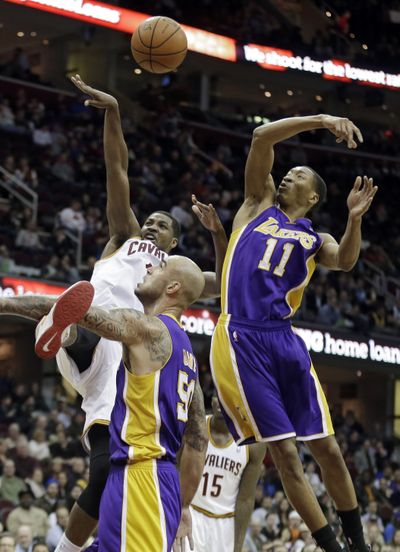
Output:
top-left (210, 114), bottom-right (377, 552)
top-left (0, 255), bottom-right (208, 552)
top-left (190, 395), bottom-right (265, 552)
top-left (32, 76), bottom-right (227, 552)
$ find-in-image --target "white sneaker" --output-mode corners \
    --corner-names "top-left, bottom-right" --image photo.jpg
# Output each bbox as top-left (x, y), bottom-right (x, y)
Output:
top-left (35, 281), bottom-right (95, 360)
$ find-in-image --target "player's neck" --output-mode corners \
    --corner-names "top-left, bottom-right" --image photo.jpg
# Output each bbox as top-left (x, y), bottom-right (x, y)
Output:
top-left (210, 415), bottom-right (231, 442)
top-left (143, 299), bottom-right (183, 322)
top-left (277, 203), bottom-right (307, 222)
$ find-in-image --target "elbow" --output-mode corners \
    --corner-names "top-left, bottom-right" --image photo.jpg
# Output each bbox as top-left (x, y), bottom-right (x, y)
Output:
top-left (338, 259), bottom-right (356, 272)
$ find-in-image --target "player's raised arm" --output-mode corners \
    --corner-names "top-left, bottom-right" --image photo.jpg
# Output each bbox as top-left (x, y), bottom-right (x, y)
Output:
top-left (244, 114), bottom-right (363, 204)
top-left (0, 295), bottom-right (57, 320)
top-left (174, 381), bottom-right (208, 552)
top-left (71, 75), bottom-right (140, 244)
top-left (317, 176), bottom-right (377, 271)
top-left (233, 443), bottom-right (266, 552)
top-left (191, 195), bottom-right (228, 299)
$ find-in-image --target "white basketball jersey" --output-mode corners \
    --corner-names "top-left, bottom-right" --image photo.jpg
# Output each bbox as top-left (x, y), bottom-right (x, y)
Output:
top-left (90, 237), bottom-right (168, 309)
top-left (57, 237), bottom-right (168, 450)
top-left (192, 417), bottom-right (249, 517)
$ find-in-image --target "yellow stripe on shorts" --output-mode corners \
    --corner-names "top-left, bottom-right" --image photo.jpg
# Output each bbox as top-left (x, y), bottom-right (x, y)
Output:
top-left (124, 461), bottom-right (166, 552)
top-left (310, 363), bottom-right (334, 436)
top-left (210, 318), bottom-right (260, 443)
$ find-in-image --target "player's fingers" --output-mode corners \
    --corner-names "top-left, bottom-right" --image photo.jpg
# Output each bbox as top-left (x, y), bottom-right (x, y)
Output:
top-left (344, 121), bottom-right (355, 148)
top-left (189, 534), bottom-right (194, 550)
top-left (84, 100), bottom-right (105, 109)
top-left (352, 176), bottom-right (362, 191)
top-left (192, 205), bottom-right (204, 219)
top-left (353, 124), bottom-right (363, 143)
top-left (363, 176), bottom-right (372, 194)
top-left (191, 194), bottom-right (198, 205)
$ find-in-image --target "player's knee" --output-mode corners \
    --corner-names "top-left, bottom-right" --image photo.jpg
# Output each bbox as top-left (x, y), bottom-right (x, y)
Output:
top-left (313, 437), bottom-right (344, 466)
top-left (270, 441), bottom-right (303, 478)
top-left (90, 453), bottom-right (110, 488)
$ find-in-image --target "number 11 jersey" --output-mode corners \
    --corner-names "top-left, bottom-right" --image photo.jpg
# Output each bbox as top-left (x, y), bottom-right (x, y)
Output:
top-left (221, 205), bottom-right (322, 321)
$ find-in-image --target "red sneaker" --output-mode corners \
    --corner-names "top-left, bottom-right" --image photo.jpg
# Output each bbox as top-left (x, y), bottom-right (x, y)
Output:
top-left (35, 281), bottom-right (94, 359)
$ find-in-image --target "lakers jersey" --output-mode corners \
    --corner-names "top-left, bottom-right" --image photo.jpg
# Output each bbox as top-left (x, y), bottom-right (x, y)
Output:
top-left (192, 417), bottom-right (249, 517)
top-left (222, 206), bottom-right (322, 320)
top-left (90, 238), bottom-right (168, 310)
top-left (109, 314), bottom-right (198, 465)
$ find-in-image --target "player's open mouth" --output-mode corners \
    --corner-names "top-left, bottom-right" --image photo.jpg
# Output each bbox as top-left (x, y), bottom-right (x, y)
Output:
top-left (144, 233), bottom-right (157, 241)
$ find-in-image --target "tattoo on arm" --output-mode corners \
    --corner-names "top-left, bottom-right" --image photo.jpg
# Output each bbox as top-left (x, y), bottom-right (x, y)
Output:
top-left (183, 381), bottom-right (208, 452)
top-left (0, 296), bottom-right (56, 320)
top-left (80, 306), bottom-right (171, 362)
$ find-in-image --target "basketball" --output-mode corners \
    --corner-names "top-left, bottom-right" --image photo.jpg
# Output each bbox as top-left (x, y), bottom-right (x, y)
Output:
top-left (131, 16), bottom-right (188, 74)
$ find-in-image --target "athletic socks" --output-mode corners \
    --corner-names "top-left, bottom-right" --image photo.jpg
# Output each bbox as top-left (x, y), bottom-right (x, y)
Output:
top-left (312, 524), bottom-right (343, 552)
top-left (337, 507), bottom-right (369, 551)
top-left (54, 534), bottom-right (82, 552)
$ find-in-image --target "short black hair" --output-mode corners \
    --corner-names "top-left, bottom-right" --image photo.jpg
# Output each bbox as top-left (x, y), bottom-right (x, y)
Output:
top-left (305, 166), bottom-right (327, 211)
top-left (152, 211), bottom-right (181, 239)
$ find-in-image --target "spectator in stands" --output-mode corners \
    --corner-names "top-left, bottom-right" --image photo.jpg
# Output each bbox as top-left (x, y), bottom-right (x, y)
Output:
top-left (50, 154), bottom-right (74, 183)
top-left (317, 288), bottom-right (341, 326)
top-left (4, 425), bottom-right (21, 451)
top-left (244, 518), bottom-right (267, 551)
top-left (0, 533), bottom-right (15, 552)
top-left (170, 198), bottom-right (193, 229)
top-left (0, 246), bottom-right (16, 275)
top-left (57, 255), bottom-right (79, 284)
top-left (361, 501), bottom-right (384, 533)
top-left (354, 439), bottom-right (377, 474)
top-left (7, 438), bottom-right (38, 480)
top-left (45, 506), bottom-right (69, 552)
top-left (58, 201), bottom-right (86, 234)
top-left (0, 460), bottom-right (26, 505)
top-left (15, 222), bottom-right (43, 251)
top-left (0, 100), bottom-right (15, 128)
top-left (6, 490), bottom-right (48, 539)
top-left (27, 431), bottom-right (49, 463)
top-left (15, 525), bottom-right (33, 552)
top-left (25, 469), bottom-right (45, 500)
top-left (32, 126), bottom-right (52, 148)
top-left (40, 256), bottom-right (61, 281)
top-left (32, 542), bottom-right (49, 552)
top-left (34, 481), bottom-right (59, 515)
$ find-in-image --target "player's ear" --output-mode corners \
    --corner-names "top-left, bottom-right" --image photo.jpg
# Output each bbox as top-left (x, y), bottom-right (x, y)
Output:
top-left (309, 191), bottom-right (319, 208)
top-left (170, 237), bottom-right (178, 250)
top-left (166, 280), bottom-right (181, 296)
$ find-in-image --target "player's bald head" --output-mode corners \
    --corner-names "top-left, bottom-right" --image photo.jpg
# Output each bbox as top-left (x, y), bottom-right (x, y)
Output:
top-left (166, 256), bottom-right (205, 306)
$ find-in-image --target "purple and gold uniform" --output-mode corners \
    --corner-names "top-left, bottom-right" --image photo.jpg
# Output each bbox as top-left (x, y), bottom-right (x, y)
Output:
top-left (97, 314), bottom-right (197, 552)
top-left (211, 206), bottom-right (334, 445)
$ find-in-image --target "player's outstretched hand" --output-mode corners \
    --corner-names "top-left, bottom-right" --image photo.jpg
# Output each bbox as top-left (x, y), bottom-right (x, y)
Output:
top-left (321, 115), bottom-right (363, 149)
top-left (70, 74), bottom-right (118, 110)
top-left (347, 176), bottom-right (378, 218)
top-left (192, 194), bottom-right (224, 234)
top-left (173, 507), bottom-right (194, 552)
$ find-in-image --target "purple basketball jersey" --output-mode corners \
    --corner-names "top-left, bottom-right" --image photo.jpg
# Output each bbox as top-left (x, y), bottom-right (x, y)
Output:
top-left (109, 314), bottom-right (198, 465)
top-left (222, 206), bottom-right (322, 321)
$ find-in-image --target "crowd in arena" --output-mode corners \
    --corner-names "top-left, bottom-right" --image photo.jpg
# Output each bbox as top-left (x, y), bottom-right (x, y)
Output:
top-left (110, 0), bottom-right (400, 71)
top-left (0, 80), bottom-right (399, 335)
top-left (0, 379), bottom-right (399, 551)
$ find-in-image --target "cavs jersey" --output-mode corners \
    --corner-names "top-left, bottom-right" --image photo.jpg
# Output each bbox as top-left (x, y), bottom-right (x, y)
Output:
top-left (221, 206), bottom-right (322, 320)
top-left (56, 237), bottom-right (168, 450)
top-left (97, 315), bottom-right (198, 552)
top-left (91, 237), bottom-right (168, 310)
top-left (109, 314), bottom-right (198, 465)
top-left (192, 416), bottom-right (249, 517)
